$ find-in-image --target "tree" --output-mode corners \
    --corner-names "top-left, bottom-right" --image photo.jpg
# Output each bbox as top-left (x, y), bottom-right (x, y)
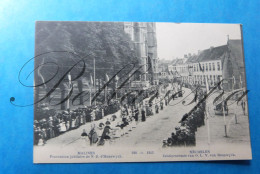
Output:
top-left (35, 22), bottom-right (139, 108)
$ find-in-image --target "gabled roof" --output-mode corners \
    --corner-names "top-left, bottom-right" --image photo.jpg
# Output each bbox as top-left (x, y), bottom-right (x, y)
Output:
top-left (170, 39), bottom-right (242, 66)
top-left (187, 45), bottom-right (228, 63)
top-left (171, 58), bottom-right (185, 65)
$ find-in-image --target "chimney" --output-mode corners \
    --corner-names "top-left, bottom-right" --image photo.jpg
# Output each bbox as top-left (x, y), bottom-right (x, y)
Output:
top-left (210, 46), bottom-right (214, 52)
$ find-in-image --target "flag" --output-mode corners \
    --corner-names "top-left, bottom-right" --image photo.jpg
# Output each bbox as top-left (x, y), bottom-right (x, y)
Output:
top-left (90, 75), bottom-right (94, 86)
top-left (198, 62), bottom-right (204, 72)
top-left (105, 73), bottom-right (109, 82)
top-left (205, 77), bottom-right (209, 93)
top-left (68, 73), bottom-right (72, 88)
top-left (115, 75), bottom-right (119, 81)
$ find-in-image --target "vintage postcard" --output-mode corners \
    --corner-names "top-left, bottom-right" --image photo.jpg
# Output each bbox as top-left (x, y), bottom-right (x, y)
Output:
top-left (33, 21), bottom-right (251, 163)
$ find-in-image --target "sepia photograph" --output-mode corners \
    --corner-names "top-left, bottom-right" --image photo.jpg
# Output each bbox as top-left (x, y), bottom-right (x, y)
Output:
top-left (33, 21), bottom-right (251, 163)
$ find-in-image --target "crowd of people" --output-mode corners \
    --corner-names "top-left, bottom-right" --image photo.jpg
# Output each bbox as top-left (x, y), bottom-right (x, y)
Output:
top-left (163, 89), bottom-right (206, 147)
top-left (34, 83), bottom-right (181, 147)
top-left (34, 100), bottom-right (120, 146)
top-left (81, 93), bottom-right (176, 146)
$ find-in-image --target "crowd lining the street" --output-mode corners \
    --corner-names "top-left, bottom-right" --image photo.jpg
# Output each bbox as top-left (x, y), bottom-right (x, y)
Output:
top-left (34, 85), bottom-right (176, 146)
top-left (163, 89), bottom-right (206, 147)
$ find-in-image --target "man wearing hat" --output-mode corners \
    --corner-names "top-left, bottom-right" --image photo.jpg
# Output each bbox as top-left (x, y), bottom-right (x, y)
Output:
top-left (89, 124), bottom-right (98, 146)
top-left (48, 116), bottom-right (55, 139)
top-left (98, 121), bottom-right (112, 146)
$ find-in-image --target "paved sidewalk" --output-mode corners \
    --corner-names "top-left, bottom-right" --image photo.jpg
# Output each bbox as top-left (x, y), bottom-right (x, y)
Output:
top-left (196, 94), bottom-right (251, 147)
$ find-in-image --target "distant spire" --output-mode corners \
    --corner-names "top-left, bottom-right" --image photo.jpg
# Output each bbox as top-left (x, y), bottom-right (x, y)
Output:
top-left (227, 35), bottom-right (230, 44)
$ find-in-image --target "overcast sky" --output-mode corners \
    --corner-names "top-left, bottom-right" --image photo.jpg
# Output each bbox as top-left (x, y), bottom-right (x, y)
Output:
top-left (156, 23), bottom-right (242, 60)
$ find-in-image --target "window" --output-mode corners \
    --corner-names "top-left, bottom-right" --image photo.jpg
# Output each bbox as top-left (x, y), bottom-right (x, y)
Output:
top-left (212, 63), bottom-right (215, 71)
top-left (194, 65), bottom-right (196, 72)
top-left (206, 63), bottom-right (208, 71)
top-left (202, 64), bottom-right (205, 71)
top-left (209, 63), bottom-right (211, 71)
top-left (217, 62), bottom-right (220, 71)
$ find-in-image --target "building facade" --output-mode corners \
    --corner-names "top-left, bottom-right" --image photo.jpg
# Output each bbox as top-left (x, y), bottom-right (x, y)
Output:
top-left (124, 22), bottom-right (159, 87)
top-left (168, 38), bottom-right (245, 91)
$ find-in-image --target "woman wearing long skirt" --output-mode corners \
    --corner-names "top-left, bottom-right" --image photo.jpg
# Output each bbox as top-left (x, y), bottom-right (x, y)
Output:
top-left (141, 109), bottom-right (146, 122)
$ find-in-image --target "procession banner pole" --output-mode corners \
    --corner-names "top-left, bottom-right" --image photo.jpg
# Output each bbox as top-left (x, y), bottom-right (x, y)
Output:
top-left (90, 87), bottom-right (92, 106)
top-left (105, 74), bottom-right (109, 104)
top-left (67, 73), bottom-right (71, 110)
top-left (205, 77), bottom-right (210, 145)
top-left (105, 86), bottom-right (107, 104)
top-left (94, 58), bottom-right (96, 106)
top-left (116, 81), bottom-right (118, 99)
top-left (222, 94), bottom-right (228, 137)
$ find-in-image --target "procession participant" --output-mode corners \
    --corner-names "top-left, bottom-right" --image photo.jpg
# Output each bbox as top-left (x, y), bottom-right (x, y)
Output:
top-left (183, 128), bottom-right (192, 146)
top-left (82, 107), bottom-right (87, 124)
top-left (114, 122), bottom-right (122, 138)
top-left (81, 129), bottom-right (88, 137)
top-left (130, 107), bottom-right (136, 128)
top-left (162, 139), bottom-right (168, 148)
top-left (187, 129), bottom-right (196, 146)
top-left (59, 118), bottom-right (67, 133)
top-left (180, 113), bottom-right (189, 123)
top-left (111, 115), bottom-right (117, 122)
top-left (175, 126), bottom-right (181, 146)
top-left (170, 132), bottom-right (178, 146)
top-left (241, 100), bottom-right (246, 115)
top-left (127, 115), bottom-right (133, 132)
top-left (187, 114), bottom-right (197, 132)
top-left (134, 107), bottom-right (139, 122)
top-left (177, 126), bottom-right (187, 146)
top-left (97, 123), bottom-right (105, 138)
top-left (155, 104), bottom-right (159, 114)
top-left (121, 116), bottom-right (129, 135)
top-left (71, 112), bottom-right (77, 129)
top-left (98, 121), bottom-right (112, 146)
top-left (88, 124), bottom-right (99, 146)
top-left (85, 107), bottom-right (92, 122)
top-left (160, 100), bottom-right (164, 110)
top-left (121, 107), bottom-right (127, 118)
top-left (145, 104), bottom-right (149, 116)
top-left (37, 126), bottom-right (46, 146)
top-left (80, 129), bottom-right (88, 143)
top-left (37, 132), bottom-right (44, 146)
top-left (47, 116), bottom-right (55, 139)
top-left (52, 115), bottom-right (60, 137)
top-left (40, 119), bottom-right (47, 142)
top-left (34, 126), bottom-right (40, 145)
top-left (115, 121), bottom-right (125, 136)
top-left (148, 106), bottom-right (153, 116)
top-left (141, 107), bottom-right (146, 122)
top-left (124, 104), bottom-right (129, 115)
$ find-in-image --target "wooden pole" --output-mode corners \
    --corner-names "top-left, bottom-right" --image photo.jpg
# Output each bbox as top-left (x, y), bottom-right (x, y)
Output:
top-left (222, 95), bottom-right (228, 137)
top-left (94, 58), bottom-right (96, 106)
top-left (205, 77), bottom-right (210, 145)
top-left (90, 87), bottom-right (92, 106)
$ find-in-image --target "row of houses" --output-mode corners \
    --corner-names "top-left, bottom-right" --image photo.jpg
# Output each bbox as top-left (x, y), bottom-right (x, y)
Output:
top-left (159, 38), bottom-right (246, 91)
